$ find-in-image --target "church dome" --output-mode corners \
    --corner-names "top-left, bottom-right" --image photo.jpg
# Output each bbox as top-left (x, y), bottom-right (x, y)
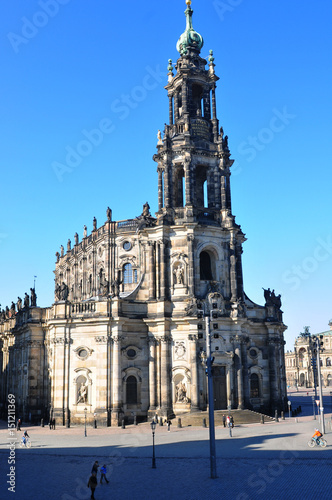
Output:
top-left (176, 0), bottom-right (204, 56)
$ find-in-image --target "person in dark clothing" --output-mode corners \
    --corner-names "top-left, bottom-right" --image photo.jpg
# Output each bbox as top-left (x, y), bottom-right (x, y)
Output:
top-left (91, 460), bottom-right (99, 476)
top-left (17, 419), bottom-right (21, 431)
top-left (87, 472), bottom-right (97, 499)
top-left (222, 415), bottom-right (226, 427)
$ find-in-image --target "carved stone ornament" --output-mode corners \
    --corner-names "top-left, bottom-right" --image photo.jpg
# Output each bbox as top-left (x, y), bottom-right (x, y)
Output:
top-left (174, 341), bottom-right (186, 359)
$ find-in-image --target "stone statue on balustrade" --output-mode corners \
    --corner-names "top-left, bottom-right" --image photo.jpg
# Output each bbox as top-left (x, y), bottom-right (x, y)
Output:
top-left (30, 288), bottom-right (37, 307)
top-left (24, 293), bottom-right (30, 309)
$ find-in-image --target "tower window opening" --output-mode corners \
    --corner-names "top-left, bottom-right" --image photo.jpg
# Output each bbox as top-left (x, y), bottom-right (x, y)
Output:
top-left (195, 166), bottom-right (208, 208)
top-left (174, 167), bottom-right (185, 207)
top-left (200, 251), bottom-right (213, 280)
top-left (203, 180), bottom-right (208, 208)
top-left (192, 84), bottom-right (203, 118)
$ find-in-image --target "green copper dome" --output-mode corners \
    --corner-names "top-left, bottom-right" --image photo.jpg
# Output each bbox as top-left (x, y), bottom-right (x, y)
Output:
top-left (176, 1), bottom-right (204, 56)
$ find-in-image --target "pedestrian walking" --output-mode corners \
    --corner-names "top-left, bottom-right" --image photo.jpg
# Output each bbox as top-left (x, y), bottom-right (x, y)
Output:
top-left (230, 415), bottom-right (234, 428)
top-left (16, 418), bottom-right (21, 431)
top-left (167, 419), bottom-right (172, 432)
top-left (87, 472), bottom-right (97, 499)
top-left (222, 415), bottom-right (226, 428)
top-left (91, 460), bottom-right (99, 477)
top-left (226, 415), bottom-right (230, 427)
top-left (100, 464), bottom-right (109, 484)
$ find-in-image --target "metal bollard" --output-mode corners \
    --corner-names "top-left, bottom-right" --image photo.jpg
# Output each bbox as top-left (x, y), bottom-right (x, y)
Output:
top-left (41, 418), bottom-right (44, 428)
top-left (134, 416), bottom-right (137, 425)
top-left (275, 410), bottom-right (278, 422)
top-left (177, 418), bottom-right (182, 428)
top-left (260, 415), bottom-right (264, 424)
top-left (203, 418), bottom-right (207, 428)
top-left (121, 419), bottom-right (125, 429)
top-left (281, 411), bottom-right (285, 420)
top-left (94, 419), bottom-right (97, 429)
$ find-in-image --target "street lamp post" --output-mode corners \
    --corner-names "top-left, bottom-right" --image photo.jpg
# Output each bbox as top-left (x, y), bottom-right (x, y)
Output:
top-left (84, 407), bottom-right (87, 437)
top-left (288, 400), bottom-right (291, 419)
top-left (150, 420), bottom-right (156, 469)
top-left (311, 396), bottom-right (316, 420)
top-left (314, 336), bottom-right (325, 434)
top-left (205, 311), bottom-right (217, 479)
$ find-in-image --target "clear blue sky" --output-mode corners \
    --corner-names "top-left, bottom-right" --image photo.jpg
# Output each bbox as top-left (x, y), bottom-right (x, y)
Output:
top-left (1, 0), bottom-right (331, 349)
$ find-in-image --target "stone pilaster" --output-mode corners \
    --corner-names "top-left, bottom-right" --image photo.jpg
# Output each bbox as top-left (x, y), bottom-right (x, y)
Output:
top-left (148, 241), bottom-right (156, 300)
top-left (148, 337), bottom-right (157, 411)
top-left (111, 335), bottom-right (122, 426)
top-left (189, 334), bottom-right (199, 410)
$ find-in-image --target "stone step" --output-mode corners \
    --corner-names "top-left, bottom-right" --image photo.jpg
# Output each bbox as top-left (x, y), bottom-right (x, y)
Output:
top-left (173, 409), bottom-right (274, 427)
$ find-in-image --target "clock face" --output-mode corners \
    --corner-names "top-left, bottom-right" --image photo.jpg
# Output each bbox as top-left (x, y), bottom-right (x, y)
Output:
top-left (123, 241), bottom-right (131, 251)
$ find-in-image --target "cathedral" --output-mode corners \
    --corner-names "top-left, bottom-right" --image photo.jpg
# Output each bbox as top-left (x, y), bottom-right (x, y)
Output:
top-left (0, 1), bottom-right (287, 426)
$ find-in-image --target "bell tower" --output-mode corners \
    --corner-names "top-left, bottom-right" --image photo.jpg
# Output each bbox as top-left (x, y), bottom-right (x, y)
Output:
top-left (154, 0), bottom-right (233, 226)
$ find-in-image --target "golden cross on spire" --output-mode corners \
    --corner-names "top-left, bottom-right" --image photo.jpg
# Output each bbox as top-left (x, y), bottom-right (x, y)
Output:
top-left (186, 0), bottom-right (192, 6)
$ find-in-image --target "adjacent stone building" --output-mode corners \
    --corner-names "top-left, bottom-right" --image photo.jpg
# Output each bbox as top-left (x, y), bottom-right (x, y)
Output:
top-left (285, 323), bottom-right (332, 388)
top-left (0, 1), bottom-right (288, 426)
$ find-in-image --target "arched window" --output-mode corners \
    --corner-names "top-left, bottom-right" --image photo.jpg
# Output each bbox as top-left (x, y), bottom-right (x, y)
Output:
top-left (250, 373), bottom-right (260, 398)
top-left (200, 251), bottom-right (213, 280)
top-left (123, 263), bottom-right (137, 284)
top-left (326, 357), bottom-right (331, 367)
top-left (126, 376), bottom-right (138, 404)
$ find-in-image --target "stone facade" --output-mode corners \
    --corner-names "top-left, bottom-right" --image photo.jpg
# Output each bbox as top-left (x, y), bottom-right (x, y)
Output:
top-left (0, 2), bottom-right (288, 426)
top-left (285, 322), bottom-right (332, 388)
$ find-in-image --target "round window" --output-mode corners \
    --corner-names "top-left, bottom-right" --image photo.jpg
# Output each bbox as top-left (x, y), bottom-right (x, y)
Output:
top-left (123, 241), bottom-right (131, 251)
top-left (78, 348), bottom-right (88, 359)
top-left (127, 349), bottom-right (136, 358)
top-left (249, 349), bottom-right (257, 358)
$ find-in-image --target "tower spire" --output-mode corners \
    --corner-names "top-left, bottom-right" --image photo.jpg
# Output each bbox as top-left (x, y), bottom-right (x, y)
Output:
top-left (176, 0), bottom-right (204, 56)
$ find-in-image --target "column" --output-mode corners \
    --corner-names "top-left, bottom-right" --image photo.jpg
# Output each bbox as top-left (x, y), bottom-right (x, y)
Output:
top-left (111, 335), bottom-right (122, 426)
top-left (230, 238), bottom-right (238, 302)
top-left (226, 365), bottom-right (232, 408)
top-left (211, 85), bottom-right (217, 119)
top-left (187, 235), bottom-right (195, 297)
top-left (220, 175), bottom-right (227, 210)
top-left (159, 240), bottom-right (166, 300)
top-left (214, 169), bottom-right (221, 210)
top-left (158, 168), bottom-right (163, 211)
top-left (189, 335), bottom-right (199, 410)
top-left (148, 242), bottom-right (156, 300)
top-left (235, 343), bottom-right (244, 410)
top-left (168, 95), bottom-right (173, 125)
top-left (182, 81), bottom-right (188, 115)
top-left (148, 338), bottom-right (157, 410)
top-left (174, 92), bottom-right (179, 121)
top-left (160, 336), bottom-right (171, 415)
top-left (207, 169), bottom-right (215, 208)
top-left (164, 160), bottom-right (171, 208)
top-left (184, 158), bottom-right (192, 206)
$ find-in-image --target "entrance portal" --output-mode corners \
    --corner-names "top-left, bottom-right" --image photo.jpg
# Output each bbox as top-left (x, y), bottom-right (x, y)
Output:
top-left (213, 366), bottom-right (227, 410)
